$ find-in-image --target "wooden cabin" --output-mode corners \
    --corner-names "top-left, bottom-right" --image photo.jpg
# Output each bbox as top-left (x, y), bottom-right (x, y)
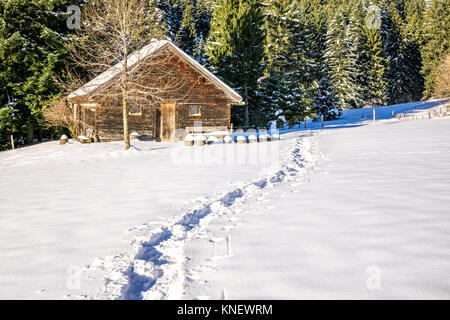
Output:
top-left (67, 40), bottom-right (243, 142)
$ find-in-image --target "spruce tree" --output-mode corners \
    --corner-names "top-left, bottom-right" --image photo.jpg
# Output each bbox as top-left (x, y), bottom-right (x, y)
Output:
top-left (403, 0), bottom-right (426, 101)
top-left (262, 0), bottom-right (339, 126)
top-left (325, 2), bottom-right (360, 109)
top-left (177, 2), bottom-right (198, 56)
top-left (308, 0), bottom-right (341, 120)
top-left (207, 0), bottom-right (265, 127)
top-left (0, 0), bottom-right (84, 149)
top-left (287, 0), bottom-right (321, 124)
top-left (380, 0), bottom-right (426, 104)
top-left (364, 28), bottom-right (387, 105)
top-left (357, 0), bottom-right (387, 106)
top-left (158, 0), bottom-right (185, 41)
top-left (260, 0), bottom-right (300, 127)
top-left (422, 0), bottom-right (450, 98)
top-left (158, 0), bottom-right (213, 61)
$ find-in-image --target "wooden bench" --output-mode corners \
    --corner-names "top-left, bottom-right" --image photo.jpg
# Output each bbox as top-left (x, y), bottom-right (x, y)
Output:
top-left (185, 126), bottom-right (230, 140)
top-left (185, 126), bottom-right (228, 134)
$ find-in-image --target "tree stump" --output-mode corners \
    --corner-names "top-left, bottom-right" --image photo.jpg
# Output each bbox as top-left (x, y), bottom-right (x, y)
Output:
top-left (130, 132), bottom-right (139, 140)
top-left (194, 135), bottom-right (206, 146)
top-left (224, 136), bottom-right (233, 144)
top-left (236, 136), bottom-right (247, 144)
top-left (59, 135), bottom-right (68, 145)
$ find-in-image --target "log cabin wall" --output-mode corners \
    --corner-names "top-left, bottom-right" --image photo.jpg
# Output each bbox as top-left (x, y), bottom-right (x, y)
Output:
top-left (160, 48), bottom-right (232, 136)
top-left (69, 46), bottom-right (234, 142)
top-left (95, 99), bottom-right (156, 141)
top-left (176, 104), bottom-right (230, 128)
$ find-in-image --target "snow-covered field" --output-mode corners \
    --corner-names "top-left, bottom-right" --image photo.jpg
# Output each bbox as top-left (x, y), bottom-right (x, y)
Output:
top-left (0, 132), bottom-right (288, 299)
top-left (183, 116), bottom-right (450, 300)
top-left (0, 99), bottom-right (449, 299)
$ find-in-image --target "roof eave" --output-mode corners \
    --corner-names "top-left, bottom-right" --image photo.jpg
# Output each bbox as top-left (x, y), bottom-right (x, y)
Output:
top-left (68, 40), bottom-right (244, 104)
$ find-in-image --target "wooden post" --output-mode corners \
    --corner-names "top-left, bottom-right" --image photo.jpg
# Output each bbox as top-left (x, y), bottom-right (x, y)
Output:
top-left (10, 134), bottom-right (15, 150)
top-left (392, 110), bottom-right (395, 118)
top-left (373, 108), bottom-right (376, 122)
top-left (304, 118), bottom-right (307, 129)
top-left (73, 104), bottom-right (79, 138)
top-left (321, 114), bottom-right (324, 128)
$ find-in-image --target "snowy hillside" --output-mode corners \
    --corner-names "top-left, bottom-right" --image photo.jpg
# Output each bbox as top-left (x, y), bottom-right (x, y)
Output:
top-left (184, 113), bottom-right (450, 300)
top-left (0, 99), bottom-right (449, 299)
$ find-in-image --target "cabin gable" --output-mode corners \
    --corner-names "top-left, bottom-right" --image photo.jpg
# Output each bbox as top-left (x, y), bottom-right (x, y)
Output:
top-left (68, 43), bottom-right (240, 142)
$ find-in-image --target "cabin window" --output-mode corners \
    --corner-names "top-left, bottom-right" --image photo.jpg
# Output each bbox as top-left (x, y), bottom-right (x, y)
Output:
top-left (189, 106), bottom-right (201, 116)
top-left (129, 106), bottom-right (142, 116)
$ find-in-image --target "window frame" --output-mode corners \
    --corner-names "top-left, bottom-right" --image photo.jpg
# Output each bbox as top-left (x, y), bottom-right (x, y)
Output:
top-left (189, 106), bottom-right (202, 117)
top-left (129, 105), bottom-right (143, 116)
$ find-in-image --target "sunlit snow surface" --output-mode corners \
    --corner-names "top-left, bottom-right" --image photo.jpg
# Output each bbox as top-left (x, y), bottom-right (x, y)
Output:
top-left (0, 99), bottom-right (449, 299)
top-left (184, 115), bottom-right (450, 299)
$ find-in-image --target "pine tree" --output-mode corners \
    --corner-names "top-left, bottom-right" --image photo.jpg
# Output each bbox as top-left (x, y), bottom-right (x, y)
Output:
top-left (158, 0), bottom-right (213, 61)
top-left (207, 0), bottom-right (265, 127)
top-left (286, 0), bottom-right (320, 124)
top-left (178, 2), bottom-right (198, 56)
top-left (158, 0), bottom-right (185, 41)
top-left (308, 0), bottom-right (340, 120)
top-left (261, 0), bottom-right (340, 127)
top-left (325, 2), bottom-right (360, 109)
top-left (403, 0), bottom-right (426, 101)
top-left (0, 0), bottom-right (84, 150)
top-left (194, 0), bottom-right (214, 62)
top-left (380, 0), bottom-right (427, 104)
top-left (422, 0), bottom-right (450, 98)
top-left (260, 0), bottom-right (300, 127)
top-left (364, 30), bottom-right (387, 105)
top-left (356, 0), bottom-right (387, 106)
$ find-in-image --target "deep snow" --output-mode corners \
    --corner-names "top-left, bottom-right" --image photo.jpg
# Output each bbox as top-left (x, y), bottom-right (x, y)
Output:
top-left (182, 116), bottom-right (450, 299)
top-left (0, 99), bottom-right (449, 299)
top-left (0, 134), bottom-right (287, 299)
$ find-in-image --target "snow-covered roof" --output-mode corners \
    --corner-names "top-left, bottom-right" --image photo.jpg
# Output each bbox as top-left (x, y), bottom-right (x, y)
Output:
top-left (68, 40), bottom-right (243, 104)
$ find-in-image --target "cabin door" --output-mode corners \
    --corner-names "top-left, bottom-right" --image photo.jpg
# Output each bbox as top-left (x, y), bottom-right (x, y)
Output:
top-left (160, 102), bottom-right (176, 142)
top-left (81, 105), bottom-right (96, 137)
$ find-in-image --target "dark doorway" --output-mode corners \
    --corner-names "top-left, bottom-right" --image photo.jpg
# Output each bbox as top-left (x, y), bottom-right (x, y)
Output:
top-left (154, 107), bottom-right (161, 141)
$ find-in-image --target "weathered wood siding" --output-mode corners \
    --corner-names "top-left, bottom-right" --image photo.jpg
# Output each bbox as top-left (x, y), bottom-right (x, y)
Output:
top-left (162, 48), bottom-right (231, 138)
top-left (69, 46), bottom-right (234, 141)
top-left (95, 100), bottom-right (156, 141)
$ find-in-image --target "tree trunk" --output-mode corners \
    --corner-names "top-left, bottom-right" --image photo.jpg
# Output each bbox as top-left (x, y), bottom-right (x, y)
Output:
top-left (10, 134), bottom-right (15, 150)
top-left (243, 82), bottom-right (249, 127)
top-left (122, 91), bottom-right (130, 150)
top-left (26, 125), bottom-right (34, 145)
top-left (122, 47), bottom-right (130, 150)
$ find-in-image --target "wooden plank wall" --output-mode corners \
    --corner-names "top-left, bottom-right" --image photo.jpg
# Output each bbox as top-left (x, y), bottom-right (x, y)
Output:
top-left (69, 46), bottom-right (234, 141)
top-left (95, 100), bottom-right (156, 141)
